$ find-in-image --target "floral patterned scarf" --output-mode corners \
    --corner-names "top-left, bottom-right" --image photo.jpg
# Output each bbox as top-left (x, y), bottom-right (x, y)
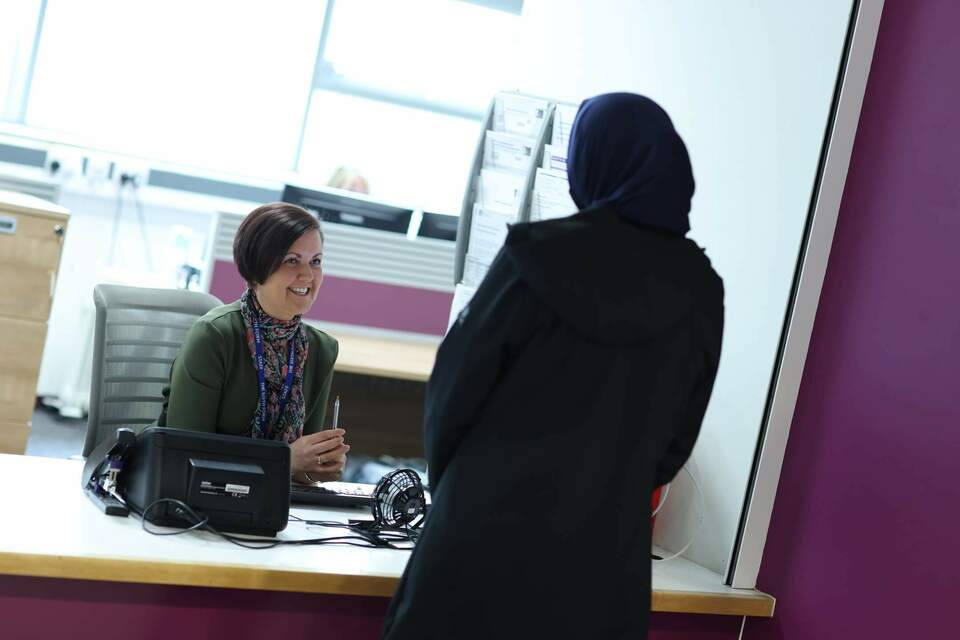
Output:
top-left (239, 289), bottom-right (309, 443)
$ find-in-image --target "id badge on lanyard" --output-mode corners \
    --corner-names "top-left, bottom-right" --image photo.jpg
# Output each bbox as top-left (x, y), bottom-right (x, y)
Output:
top-left (252, 318), bottom-right (297, 439)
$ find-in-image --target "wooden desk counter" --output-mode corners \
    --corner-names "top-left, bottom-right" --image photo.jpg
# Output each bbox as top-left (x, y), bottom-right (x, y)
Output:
top-left (315, 325), bottom-right (439, 383)
top-left (0, 455), bottom-right (774, 619)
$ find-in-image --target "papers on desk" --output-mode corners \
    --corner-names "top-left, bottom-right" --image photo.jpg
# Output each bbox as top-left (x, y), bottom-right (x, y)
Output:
top-left (530, 168), bottom-right (577, 221)
top-left (493, 94), bottom-right (550, 138)
top-left (551, 103), bottom-right (579, 149)
top-left (478, 168), bottom-right (525, 216)
top-left (483, 131), bottom-right (536, 174)
top-left (447, 282), bottom-right (478, 331)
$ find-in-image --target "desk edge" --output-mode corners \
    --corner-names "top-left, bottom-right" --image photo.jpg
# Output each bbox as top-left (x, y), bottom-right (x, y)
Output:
top-left (333, 361), bottom-right (430, 382)
top-left (0, 552), bottom-right (399, 598)
top-left (0, 552), bottom-right (774, 617)
top-left (652, 589), bottom-right (775, 617)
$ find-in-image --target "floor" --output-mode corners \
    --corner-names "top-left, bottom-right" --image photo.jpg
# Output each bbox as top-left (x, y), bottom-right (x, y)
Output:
top-left (25, 404), bottom-right (86, 459)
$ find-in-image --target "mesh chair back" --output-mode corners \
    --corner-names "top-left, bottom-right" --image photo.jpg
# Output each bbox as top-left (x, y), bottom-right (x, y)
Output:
top-left (83, 284), bottom-right (222, 456)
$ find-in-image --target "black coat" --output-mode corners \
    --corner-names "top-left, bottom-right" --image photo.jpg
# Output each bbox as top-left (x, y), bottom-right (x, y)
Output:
top-left (383, 208), bottom-right (724, 639)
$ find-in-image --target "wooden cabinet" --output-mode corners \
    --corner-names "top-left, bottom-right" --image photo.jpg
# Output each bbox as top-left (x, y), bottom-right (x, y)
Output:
top-left (0, 190), bottom-right (68, 453)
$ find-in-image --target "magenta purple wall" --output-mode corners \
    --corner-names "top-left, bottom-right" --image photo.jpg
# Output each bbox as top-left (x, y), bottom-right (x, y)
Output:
top-left (0, 576), bottom-right (741, 639)
top-left (745, 2), bottom-right (960, 638)
top-left (0, 576), bottom-right (390, 640)
top-left (210, 260), bottom-right (454, 336)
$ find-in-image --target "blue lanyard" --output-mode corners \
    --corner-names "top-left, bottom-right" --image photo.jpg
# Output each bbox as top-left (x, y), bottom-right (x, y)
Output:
top-left (252, 317), bottom-right (297, 439)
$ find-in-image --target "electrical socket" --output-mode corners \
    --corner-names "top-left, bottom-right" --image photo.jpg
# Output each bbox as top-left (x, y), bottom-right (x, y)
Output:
top-left (115, 158), bottom-right (151, 189)
top-left (45, 147), bottom-right (152, 188)
top-left (84, 153), bottom-right (117, 183)
top-left (45, 145), bottom-right (86, 180)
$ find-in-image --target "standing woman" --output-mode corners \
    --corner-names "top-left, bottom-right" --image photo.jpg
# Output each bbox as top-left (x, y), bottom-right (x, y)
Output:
top-left (382, 93), bottom-right (724, 639)
top-left (159, 203), bottom-right (349, 484)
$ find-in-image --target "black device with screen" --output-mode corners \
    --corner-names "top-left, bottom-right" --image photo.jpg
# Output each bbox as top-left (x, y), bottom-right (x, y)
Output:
top-left (281, 183), bottom-right (413, 234)
top-left (119, 427), bottom-right (290, 536)
top-left (417, 211), bottom-right (459, 241)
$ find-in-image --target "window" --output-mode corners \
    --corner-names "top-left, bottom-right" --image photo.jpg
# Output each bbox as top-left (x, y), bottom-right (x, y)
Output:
top-left (319, 0), bottom-right (521, 115)
top-left (0, 0), bottom-right (42, 122)
top-left (299, 0), bottom-right (522, 213)
top-left (4, 0), bottom-right (523, 213)
top-left (298, 90), bottom-right (480, 215)
top-left (24, 0), bottom-right (326, 177)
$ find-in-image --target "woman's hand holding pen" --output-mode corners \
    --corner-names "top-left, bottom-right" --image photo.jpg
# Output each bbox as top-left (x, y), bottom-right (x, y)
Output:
top-left (291, 428), bottom-right (350, 483)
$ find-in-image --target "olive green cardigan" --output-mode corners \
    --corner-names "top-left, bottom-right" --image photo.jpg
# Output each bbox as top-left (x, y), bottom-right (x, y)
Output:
top-left (158, 301), bottom-right (339, 437)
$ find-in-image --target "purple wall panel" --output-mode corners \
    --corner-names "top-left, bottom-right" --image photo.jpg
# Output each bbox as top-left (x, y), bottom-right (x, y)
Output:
top-left (0, 576), bottom-right (742, 639)
top-left (648, 613), bottom-right (743, 639)
top-left (0, 576), bottom-right (389, 640)
top-left (209, 260), bottom-right (453, 336)
top-left (746, 2), bottom-right (960, 638)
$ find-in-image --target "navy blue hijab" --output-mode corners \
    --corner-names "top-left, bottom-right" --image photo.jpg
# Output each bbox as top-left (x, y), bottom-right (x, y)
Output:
top-left (566, 93), bottom-right (694, 236)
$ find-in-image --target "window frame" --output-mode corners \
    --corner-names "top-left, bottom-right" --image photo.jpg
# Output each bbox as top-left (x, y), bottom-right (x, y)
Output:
top-left (3, 0), bottom-right (47, 123)
top-left (292, 0), bottom-right (491, 170)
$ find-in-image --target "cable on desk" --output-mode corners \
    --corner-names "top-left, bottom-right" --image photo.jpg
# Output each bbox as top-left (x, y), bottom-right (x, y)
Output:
top-left (140, 498), bottom-right (418, 549)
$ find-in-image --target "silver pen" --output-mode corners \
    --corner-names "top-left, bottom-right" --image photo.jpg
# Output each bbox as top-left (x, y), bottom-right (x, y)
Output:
top-left (332, 395), bottom-right (340, 430)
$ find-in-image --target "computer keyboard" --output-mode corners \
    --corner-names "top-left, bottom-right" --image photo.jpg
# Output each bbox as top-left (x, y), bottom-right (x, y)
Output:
top-left (289, 481), bottom-right (375, 509)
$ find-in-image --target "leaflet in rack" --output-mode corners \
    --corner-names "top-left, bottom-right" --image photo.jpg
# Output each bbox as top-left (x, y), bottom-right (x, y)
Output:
top-left (462, 95), bottom-right (547, 285)
top-left (464, 167), bottom-right (521, 284)
top-left (447, 93), bottom-right (552, 331)
top-left (462, 205), bottom-right (513, 286)
top-left (477, 168), bottom-right (525, 216)
top-left (551, 103), bottom-right (579, 149)
top-left (541, 144), bottom-right (568, 174)
top-left (493, 93), bottom-right (550, 138)
top-left (447, 282), bottom-right (478, 331)
top-left (530, 168), bottom-right (576, 221)
top-left (529, 103), bottom-right (578, 222)
top-left (482, 131), bottom-right (536, 174)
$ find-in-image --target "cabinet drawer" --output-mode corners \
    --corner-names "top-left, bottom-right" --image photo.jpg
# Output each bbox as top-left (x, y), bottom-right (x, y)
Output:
top-left (0, 208), bottom-right (67, 322)
top-left (0, 420), bottom-right (31, 455)
top-left (0, 316), bottom-right (46, 423)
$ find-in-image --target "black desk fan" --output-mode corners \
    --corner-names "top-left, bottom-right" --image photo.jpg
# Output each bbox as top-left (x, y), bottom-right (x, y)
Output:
top-left (346, 469), bottom-right (426, 545)
top-left (370, 468), bottom-right (427, 530)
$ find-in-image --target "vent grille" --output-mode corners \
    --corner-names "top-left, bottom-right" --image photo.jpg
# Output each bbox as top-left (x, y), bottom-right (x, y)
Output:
top-left (214, 211), bottom-right (455, 292)
top-left (0, 173), bottom-right (59, 203)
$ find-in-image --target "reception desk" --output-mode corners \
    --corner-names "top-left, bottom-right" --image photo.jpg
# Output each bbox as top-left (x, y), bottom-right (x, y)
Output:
top-left (0, 455), bottom-right (773, 638)
top-left (325, 329), bottom-right (437, 383)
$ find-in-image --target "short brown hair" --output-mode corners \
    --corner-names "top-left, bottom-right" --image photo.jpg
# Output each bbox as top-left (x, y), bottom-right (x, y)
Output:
top-left (233, 202), bottom-right (322, 285)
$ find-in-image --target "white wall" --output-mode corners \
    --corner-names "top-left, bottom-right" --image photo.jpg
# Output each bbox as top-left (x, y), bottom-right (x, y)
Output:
top-left (35, 179), bottom-right (234, 410)
top-left (499, 0), bottom-right (853, 574)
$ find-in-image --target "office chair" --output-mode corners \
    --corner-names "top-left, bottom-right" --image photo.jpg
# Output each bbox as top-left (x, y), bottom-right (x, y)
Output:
top-left (83, 284), bottom-right (222, 457)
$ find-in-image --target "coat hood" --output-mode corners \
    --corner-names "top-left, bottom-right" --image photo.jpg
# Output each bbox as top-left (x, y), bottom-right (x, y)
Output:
top-left (505, 208), bottom-right (722, 345)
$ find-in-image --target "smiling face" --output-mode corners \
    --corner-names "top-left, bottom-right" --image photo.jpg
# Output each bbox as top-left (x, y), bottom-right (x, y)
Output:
top-left (253, 229), bottom-right (324, 321)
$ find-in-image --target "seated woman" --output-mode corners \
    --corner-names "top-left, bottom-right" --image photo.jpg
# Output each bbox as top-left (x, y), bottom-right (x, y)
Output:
top-left (158, 202), bottom-right (348, 484)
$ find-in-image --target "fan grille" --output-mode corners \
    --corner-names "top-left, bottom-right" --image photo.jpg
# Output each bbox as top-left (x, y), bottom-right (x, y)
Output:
top-left (371, 469), bottom-right (426, 529)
